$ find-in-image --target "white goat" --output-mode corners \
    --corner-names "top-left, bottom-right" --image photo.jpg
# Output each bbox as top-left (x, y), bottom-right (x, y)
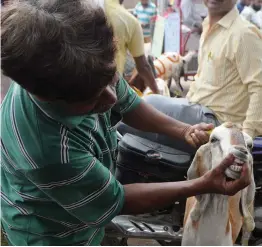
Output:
top-left (182, 122), bottom-right (256, 246)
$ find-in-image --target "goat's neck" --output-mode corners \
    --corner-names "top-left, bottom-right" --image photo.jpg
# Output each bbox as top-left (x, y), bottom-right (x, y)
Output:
top-left (187, 194), bottom-right (232, 245)
top-left (199, 194), bottom-right (229, 218)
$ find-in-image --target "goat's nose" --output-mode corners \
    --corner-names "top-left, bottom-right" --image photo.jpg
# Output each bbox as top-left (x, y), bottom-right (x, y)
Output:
top-left (234, 146), bottom-right (248, 155)
top-left (232, 146), bottom-right (249, 161)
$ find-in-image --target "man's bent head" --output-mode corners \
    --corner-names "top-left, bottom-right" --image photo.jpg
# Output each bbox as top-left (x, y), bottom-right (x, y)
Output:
top-left (1, 0), bottom-right (117, 112)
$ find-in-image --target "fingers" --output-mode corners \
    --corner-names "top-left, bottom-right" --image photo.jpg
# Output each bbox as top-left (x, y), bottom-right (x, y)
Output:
top-left (236, 163), bottom-right (251, 187)
top-left (198, 123), bottom-right (214, 131)
top-left (186, 135), bottom-right (197, 148)
top-left (224, 163), bottom-right (251, 196)
top-left (190, 132), bottom-right (200, 146)
top-left (194, 129), bottom-right (209, 143)
top-left (186, 123), bottom-right (214, 147)
top-left (190, 129), bottom-right (209, 147)
top-left (216, 154), bottom-right (235, 172)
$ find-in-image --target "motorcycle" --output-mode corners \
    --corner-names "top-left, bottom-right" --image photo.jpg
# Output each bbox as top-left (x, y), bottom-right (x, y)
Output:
top-left (104, 134), bottom-right (262, 246)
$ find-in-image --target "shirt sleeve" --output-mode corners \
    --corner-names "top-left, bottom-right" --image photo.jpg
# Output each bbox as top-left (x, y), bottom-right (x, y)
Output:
top-left (127, 18), bottom-right (145, 58)
top-left (113, 77), bottom-right (141, 115)
top-left (235, 26), bottom-right (262, 138)
top-left (23, 154), bottom-right (125, 227)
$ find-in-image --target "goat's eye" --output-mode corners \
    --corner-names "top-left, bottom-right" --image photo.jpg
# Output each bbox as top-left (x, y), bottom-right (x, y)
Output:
top-left (210, 137), bottom-right (219, 143)
top-left (247, 143), bottom-right (253, 149)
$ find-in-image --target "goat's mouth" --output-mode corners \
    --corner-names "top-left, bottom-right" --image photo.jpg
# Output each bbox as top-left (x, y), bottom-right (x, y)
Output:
top-left (229, 158), bottom-right (244, 173)
top-left (226, 147), bottom-right (248, 179)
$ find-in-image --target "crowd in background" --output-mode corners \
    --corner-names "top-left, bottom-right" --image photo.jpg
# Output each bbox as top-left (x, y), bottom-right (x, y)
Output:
top-left (239, 0), bottom-right (262, 28)
top-left (131, 0), bottom-right (262, 42)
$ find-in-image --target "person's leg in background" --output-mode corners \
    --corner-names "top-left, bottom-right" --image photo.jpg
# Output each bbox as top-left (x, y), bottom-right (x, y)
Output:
top-left (117, 94), bottom-right (220, 154)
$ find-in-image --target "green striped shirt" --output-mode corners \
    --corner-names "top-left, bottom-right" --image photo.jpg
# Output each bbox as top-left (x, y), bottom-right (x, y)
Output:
top-left (1, 78), bottom-right (141, 245)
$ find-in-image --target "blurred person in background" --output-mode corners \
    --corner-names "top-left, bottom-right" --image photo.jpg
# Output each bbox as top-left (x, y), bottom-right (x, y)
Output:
top-left (237, 0), bottom-right (252, 13)
top-left (254, 8), bottom-right (262, 28)
top-left (241, 0), bottom-right (262, 28)
top-left (105, 0), bottom-right (159, 93)
top-left (181, 0), bottom-right (207, 33)
top-left (133, 0), bottom-right (157, 43)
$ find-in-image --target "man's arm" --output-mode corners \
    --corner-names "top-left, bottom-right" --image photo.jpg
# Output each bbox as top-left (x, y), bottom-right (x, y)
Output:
top-left (122, 154), bottom-right (250, 214)
top-left (24, 152), bottom-right (250, 218)
top-left (114, 78), bottom-right (212, 147)
top-left (123, 99), bottom-right (213, 147)
top-left (127, 17), bottom-right (159, 93)
top-left (235, 27), bottom-right (262, 138)
top-left (134, 55), bottom-right (159, 93)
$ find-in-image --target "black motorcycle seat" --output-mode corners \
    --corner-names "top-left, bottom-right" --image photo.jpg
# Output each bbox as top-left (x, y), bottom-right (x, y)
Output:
top-left (118, 134), bottom-right (192, 168)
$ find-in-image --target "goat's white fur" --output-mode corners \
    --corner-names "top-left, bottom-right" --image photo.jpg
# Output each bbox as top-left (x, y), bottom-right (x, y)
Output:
top-left (182, 123), bottom-right (255, 246)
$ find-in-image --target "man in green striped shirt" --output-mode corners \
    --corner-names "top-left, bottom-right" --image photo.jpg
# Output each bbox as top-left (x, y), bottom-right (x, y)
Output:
top-left (1, 0), bottom-right (251, 245)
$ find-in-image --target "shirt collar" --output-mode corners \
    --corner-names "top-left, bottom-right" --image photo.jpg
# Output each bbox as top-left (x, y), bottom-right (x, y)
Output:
top-left (203, 7), bottom-right (239, 29)
top-left (29, 94), bottom-right (87, 129)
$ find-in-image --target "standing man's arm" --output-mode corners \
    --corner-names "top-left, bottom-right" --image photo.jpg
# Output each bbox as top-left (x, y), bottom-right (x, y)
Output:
top-left (128, 18), bottom-right (159, 93)
top-left (236, 27), bottom-right (262, 138)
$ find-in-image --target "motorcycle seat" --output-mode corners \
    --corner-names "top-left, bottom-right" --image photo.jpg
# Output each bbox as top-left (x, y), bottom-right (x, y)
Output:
top-left (116, 134), bottom-right (192, 183)
top-left (118, 134), bottom-right (192, 168)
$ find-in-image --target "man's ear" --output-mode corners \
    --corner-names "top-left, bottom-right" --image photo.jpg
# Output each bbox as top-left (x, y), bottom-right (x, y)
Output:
top-left (187, 144), bottom-right (212, 222)
top-left (243, 131), bottom-right (253, 150)
top-left (240, 156), bottom-right (256, 245)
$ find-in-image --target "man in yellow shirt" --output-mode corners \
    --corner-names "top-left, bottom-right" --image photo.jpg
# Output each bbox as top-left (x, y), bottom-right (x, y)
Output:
top-left (119, 0), bottom-right (262, 152)
top-left (105, 0), bottom-right (158, 93)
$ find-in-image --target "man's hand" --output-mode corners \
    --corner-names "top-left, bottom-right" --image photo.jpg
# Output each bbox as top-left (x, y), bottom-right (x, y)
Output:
top-left (201, 154), bottom-right (251, 196)
top-left (184, 123), bottom-right (214, 148)
top-left (134, 56), bottom-right (159, 94)
top-left (193, 23), bottom-right (203, 35)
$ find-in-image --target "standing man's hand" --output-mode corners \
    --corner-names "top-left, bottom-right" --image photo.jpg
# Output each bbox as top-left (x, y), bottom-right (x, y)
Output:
top-left (134, 56), bottom-right (160, 94)
top-left (184, 123), bottom-right (214, 148)
top-left (193, 23), bottom-right (203, 35)
top-left (200, 154), bottom-right (251, 196)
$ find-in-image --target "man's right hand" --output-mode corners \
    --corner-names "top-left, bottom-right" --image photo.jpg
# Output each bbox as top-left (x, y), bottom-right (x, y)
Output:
top-left (200, 154), bottom-right (251, 196)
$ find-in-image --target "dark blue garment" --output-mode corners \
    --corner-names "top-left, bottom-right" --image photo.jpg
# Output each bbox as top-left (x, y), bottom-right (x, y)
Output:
top-left (237, 2), bottom-right (245, 13)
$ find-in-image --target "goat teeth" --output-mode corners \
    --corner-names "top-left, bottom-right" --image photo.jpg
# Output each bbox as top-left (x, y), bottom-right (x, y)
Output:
top-left (230, 165), bottom-right (242, 172)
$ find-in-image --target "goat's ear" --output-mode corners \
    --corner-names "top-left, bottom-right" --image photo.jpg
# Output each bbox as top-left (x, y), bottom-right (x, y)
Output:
top-left (240, 156), bottom-right (256, 245)
top-left (187, 144), bottom-right (212, 222)
top-left (187, 144), bottom-right (211, 180)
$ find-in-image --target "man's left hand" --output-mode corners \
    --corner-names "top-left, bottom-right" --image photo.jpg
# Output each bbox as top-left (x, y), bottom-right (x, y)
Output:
top-left (184, 123), bottom-right (214, 148)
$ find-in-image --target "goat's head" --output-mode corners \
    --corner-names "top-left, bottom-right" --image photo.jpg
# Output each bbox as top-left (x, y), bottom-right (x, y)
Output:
top-left (189, 122), bottom-right (253, 180)
top-left (186, 122), bottom-right (255, 243)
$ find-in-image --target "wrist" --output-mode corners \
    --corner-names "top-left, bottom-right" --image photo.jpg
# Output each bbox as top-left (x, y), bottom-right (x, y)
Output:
top-left (168, 123), bottom-right (191, 140)
top-left (180, 177), bottom-right (209, 198)
top-left (193, 176), bottom-right (210, 194)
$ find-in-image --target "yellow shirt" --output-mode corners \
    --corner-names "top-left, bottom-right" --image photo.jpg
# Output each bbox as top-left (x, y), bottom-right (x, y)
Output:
top-left (187, 8), bottom-right (262, 138)
top-left (105, 0), bottom-right (145, 74)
